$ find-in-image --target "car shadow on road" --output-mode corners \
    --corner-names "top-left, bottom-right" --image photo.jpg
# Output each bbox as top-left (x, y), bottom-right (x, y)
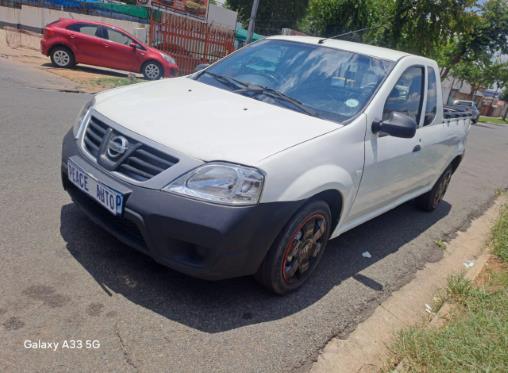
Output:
top-left (42, 63), bottom-right (133, 78)
top-left (60, 200), bottom-right (451, 333)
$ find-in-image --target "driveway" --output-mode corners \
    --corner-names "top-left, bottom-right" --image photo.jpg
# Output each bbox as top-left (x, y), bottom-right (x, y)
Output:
top-left (1, 59), bottom-right (508, 372)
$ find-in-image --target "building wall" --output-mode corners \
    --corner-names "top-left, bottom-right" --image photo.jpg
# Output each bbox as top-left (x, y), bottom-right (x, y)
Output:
top-left (207, 4), bottom-right (237, 30)
top-left (0, 5), bottom-right (149, 42)
top-left (1, 4), bottom-right (237, 43)
top-left (0, 5), bottom-right (20, 28)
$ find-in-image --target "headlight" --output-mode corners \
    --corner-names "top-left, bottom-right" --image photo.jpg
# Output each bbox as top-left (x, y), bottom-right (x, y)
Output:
top-left (161, 53), bottom-right (176, 65)
top-left (163, 162), bottom-right (264, 205)
top-left (73, 97), bottom-right (95, 139)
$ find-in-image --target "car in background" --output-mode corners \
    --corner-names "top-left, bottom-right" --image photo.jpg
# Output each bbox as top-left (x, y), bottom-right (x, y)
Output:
top-left (41, 18), bottom-right (178, 80)
top-left (453, 100), bottom-right (480, 123)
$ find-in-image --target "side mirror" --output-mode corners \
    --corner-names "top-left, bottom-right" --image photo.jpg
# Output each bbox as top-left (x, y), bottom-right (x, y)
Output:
top-left (129, 42), bottom-right (138, 49)
top-left (194, 63), bottom-right (210, 73)
top-left (372, 111), bottom-right (417, 138)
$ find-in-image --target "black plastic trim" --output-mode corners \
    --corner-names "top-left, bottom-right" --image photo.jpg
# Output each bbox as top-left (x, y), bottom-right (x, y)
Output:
top-left (62, 131), bottom-right (303, 280)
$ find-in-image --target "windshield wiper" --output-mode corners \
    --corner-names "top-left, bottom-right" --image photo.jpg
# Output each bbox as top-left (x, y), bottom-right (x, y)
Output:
top-left (200, 71), bottom-right (247, 90)
top-left (237, 85), bottom-right (319, 118)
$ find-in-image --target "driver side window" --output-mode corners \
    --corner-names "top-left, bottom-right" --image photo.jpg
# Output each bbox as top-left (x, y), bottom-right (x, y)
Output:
top-left (383, 66), bottom-right (424, 124)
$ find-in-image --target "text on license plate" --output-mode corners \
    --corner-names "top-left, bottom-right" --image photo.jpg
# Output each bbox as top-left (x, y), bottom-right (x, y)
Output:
top-left (67, 160), bottom-right (124, 216)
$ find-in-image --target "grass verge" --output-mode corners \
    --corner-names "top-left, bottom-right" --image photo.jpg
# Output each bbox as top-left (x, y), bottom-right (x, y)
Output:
top-left (388, 204), bottom-right (508, 372)
top-left (479, 116), bottom-right (508, 125)
top-left (91, 76), bottom-right (144, 89)
top-left (492, 205), bottom-right (508, 261)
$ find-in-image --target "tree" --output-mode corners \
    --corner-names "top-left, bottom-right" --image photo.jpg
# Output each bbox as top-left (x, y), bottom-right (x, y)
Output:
top-left (440, 0), bottom-right (508, 78)
top-left (450, 60), bottom-right (508, 102)
top-left (451, 60), bottom-right (491, 99)
top-left (299, 0), bottom-right (508, 82)
top-left (299, 0), bottom-right (375, 38)
top-left (489, 62), bottom-right (508, 94)
top-left (385, 0), bottom-right (476, 58)
top-left (225, 0), bottom-right (309, 35)
top-left (501, 87), bottom-right (508, 120)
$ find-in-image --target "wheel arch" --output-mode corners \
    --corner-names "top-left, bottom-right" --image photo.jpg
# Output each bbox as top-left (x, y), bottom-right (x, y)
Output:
top-left (48, 43), bottom-right (75, 57)
top-left (450, 154), bottom-right (463, 174)
top-left (141, 59), bottom-right (164, 75)
top-left (308, 189), bottom-right (343, 233)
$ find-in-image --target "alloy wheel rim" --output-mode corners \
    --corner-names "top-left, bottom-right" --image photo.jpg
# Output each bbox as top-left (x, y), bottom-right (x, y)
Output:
top-left (54, 50), bottom-right (70, 66)
top-left (145, 64), bottom-right (160, 79)
top-left (281, 213), bottom-right (327, 284)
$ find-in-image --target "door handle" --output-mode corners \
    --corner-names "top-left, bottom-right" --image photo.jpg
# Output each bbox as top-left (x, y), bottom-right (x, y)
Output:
top-left (69, 35), bottom-right (75, 39)
top-left (413, 145), bottom-right (421, 152)
top-left (104, 44), bottom-right (109, 48)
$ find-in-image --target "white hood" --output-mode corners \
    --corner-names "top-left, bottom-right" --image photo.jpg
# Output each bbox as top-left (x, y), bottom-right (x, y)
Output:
top-left (94, 77), bottom-right (340, 165)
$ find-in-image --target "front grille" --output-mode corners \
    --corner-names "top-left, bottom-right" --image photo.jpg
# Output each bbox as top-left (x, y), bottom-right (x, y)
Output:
top-left (83, 116), bottom-right (178, 182)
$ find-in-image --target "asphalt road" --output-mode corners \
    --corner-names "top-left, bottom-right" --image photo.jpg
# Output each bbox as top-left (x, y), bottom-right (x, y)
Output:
top-left (1, 59), bottom-right (508, 373)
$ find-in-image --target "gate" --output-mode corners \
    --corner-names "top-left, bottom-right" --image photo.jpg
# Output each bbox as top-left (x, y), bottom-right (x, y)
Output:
top-left (149, 9), bottom-right (235, 75)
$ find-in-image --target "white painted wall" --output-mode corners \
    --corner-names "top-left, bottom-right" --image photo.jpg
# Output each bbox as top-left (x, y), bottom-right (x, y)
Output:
top-left (207, 4), bottom-right (236, 30)
top-left (0, 5), bottom-right (20, 26)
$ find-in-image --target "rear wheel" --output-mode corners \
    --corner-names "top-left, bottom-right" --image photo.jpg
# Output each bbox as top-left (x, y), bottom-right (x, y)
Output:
top-left (142, 61), bottom-right (163, 80)
top-left (416, 167), bottom-right (453, 211)
top-left (50, 46), bottom-right (75, 68)
top-left (255, 200), bottom-right (332, 295)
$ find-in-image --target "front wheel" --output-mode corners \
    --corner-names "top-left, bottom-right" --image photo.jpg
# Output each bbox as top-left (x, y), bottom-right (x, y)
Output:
top-left (50, 46), bottom-right (75, 68)
top-left (142, 61), bottom-right (163, 80)
top-left (415, 167), bottom-right (453, 212)
top-left (255, 200), bottom-right (332, 295)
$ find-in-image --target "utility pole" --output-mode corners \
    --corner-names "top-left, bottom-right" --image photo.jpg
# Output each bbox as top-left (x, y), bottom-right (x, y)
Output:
top-left (246, 0), bottom-right (260, 44)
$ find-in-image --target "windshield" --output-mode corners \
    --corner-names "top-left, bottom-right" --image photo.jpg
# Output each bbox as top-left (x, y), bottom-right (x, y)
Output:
top-left (194, 39), bottom-right (395, 123)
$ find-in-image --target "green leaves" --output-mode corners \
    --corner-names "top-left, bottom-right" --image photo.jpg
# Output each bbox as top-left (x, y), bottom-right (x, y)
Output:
top-left (225, 0), bottom-right (508, 89)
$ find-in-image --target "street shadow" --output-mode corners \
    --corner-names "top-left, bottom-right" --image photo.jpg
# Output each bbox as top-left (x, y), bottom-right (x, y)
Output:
top-left (60, 199), bottom-right (451, 333)
top-left (41, 63), bottom-right (137, 78)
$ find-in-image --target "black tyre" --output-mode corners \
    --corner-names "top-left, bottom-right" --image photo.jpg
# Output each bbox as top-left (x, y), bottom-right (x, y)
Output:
top-left (255, 200), bottom-right (332, 295)
top-left (416, 166), bottom-right (453, 212)
top-left (142, 61), bottom-right (163, 80)
top-left (50, 46), bottom-right (75, 68)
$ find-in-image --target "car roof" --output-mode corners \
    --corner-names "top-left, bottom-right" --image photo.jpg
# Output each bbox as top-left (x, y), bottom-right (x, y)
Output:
top-left (267, 35), bottom-right (414, 62)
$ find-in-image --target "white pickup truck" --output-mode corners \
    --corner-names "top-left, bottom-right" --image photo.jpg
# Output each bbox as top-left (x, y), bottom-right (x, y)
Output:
top-left (62, 36), bottom-right (471, 294)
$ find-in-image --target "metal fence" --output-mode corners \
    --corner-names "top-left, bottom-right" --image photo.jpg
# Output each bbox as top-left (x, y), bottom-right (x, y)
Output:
top-left (149, 9), bottom-right (234, 75)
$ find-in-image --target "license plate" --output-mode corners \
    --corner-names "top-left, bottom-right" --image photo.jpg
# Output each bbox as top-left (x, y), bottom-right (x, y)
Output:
top-left (67, 160), bottom-right (124, 216)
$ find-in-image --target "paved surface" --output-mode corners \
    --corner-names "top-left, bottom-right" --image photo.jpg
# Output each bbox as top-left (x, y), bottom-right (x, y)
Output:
top-left (1, 59), bottom-right (508, 373)
top-left (0, 28), bottom-right (141, 93)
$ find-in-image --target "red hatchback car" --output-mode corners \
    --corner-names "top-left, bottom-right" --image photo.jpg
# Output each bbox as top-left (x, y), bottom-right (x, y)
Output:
top-left (41, 18), bottom-right (178, 80)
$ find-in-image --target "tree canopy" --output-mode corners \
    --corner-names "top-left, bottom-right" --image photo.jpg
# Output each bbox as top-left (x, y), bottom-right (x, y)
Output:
top-left (224, 0), bottom-right (508, 90)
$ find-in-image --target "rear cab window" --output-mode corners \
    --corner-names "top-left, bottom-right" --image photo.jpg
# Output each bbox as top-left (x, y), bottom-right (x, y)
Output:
top-left (423, 66), bottom-right (438, 126)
